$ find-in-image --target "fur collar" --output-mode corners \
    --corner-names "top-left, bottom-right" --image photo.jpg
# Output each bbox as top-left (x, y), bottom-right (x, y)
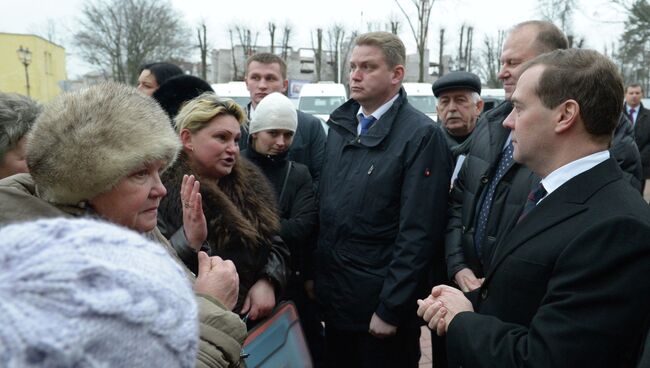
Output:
top-left (160, 152), bottom-right (280, 251)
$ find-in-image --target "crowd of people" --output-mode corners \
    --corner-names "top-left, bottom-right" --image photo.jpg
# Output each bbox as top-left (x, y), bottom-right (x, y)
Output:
top-left (0, 18), bottom-right (649, 368)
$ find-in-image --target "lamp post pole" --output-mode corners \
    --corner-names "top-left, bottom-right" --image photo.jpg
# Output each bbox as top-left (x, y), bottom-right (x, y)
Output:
top-left (17, 46), bottom-right (32, 97)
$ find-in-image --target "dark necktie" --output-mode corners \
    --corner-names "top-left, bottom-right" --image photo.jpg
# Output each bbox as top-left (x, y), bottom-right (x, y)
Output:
top-left (474, 141), bottom-right (514, 258)
top-left (518, 183), bottom-right (547, 223)
top-left (629, 108), bottom-right (636, 125)
top-left (360, 115), bottom-right (376, 135)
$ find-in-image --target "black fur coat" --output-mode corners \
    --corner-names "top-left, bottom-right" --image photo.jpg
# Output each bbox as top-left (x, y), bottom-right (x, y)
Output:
top-left (158, 152), bottom-right (289, 312)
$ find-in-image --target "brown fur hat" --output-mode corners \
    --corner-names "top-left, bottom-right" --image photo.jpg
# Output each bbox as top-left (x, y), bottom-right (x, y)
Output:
top-left (27, 82), bottom-right (180, 205)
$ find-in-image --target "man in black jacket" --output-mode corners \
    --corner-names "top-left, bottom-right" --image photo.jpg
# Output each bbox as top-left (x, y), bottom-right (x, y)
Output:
top-left (239, 53), bottom-right (326, 185)
top-left (624, 83), bottom-right (650, 198)
top-left (445, 20), bottom-right (643, 294)
top-left (419, 47), bottom-right (650, 368)
top-left (315, 32), bottom-right (452, 368)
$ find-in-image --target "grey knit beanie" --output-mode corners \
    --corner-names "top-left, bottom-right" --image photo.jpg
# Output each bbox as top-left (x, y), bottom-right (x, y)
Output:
top-left (249, 92), bottom-right (297, 134)
top-left (0, 218), bottom-right (198, 368)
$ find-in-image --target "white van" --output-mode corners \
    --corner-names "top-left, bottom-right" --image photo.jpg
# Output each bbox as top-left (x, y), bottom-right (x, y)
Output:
top-left (298, 82), bottom-right (348, 133)
top-left (211, 82), bottom-right (250, 108)
top-left (403, 83), bottom-right (437, 121)
top-left (481, 88), bottom-right (506, 113)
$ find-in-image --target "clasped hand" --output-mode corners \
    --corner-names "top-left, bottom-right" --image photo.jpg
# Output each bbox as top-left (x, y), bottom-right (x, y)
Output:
top-left (416, 285), bottom-right (474, 336)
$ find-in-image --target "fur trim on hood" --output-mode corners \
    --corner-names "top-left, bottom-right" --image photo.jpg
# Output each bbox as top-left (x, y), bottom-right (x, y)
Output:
top-left (27, 82), bottom-right (181, 205)
top-left (160, 152), bottom-right (280, 251)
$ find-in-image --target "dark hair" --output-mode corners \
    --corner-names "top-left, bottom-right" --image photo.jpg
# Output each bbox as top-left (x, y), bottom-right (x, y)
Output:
top-left (522, 49), bottom-right (623, 138)
top-left (152, 75), bottom-right (214, 119)
top-left (246, 53), bottom-right (287, 79)
top-left (139, 62), bottom-right (183, 86)
top-left (513, 20), bottom-right (568, 54)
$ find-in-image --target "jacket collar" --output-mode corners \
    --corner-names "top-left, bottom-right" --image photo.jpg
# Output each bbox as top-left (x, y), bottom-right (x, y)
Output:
top-left (242, 145), bottom-right (289, 167)
top-left (485, 158), bottom-right (622, 279)
top-left (328, 88), bottom-right (407, 148)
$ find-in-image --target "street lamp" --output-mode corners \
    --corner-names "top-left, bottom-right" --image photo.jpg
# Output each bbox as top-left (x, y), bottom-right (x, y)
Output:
top-left (16, 46), bottom-right (32, 97)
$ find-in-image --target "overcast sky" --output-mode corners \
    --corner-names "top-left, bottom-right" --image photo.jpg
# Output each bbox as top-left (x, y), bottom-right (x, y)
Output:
top-left (1, 0), bottom-right (629, 79)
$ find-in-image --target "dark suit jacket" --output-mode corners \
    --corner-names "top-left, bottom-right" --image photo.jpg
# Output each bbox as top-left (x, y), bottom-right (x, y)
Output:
top-left (630, 103), bottom-right (650, 178)
top-left (446, 158), bottom-right (650, 367)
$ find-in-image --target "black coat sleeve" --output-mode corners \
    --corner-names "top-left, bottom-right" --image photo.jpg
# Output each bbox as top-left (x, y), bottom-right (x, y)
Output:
top-left (375, 124), bottom-right (453, 325)
top-left (446, 156), bottom-right (471, 280)
top-left (447, 217), bottom-right (650, 368)
top-left (611, 113), bottom-right (643, 192)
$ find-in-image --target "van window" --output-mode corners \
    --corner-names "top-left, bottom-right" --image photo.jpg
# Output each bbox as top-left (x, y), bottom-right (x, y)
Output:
top-left (408, 95), bottom-right (437, 114)
top-left (299, 96), bottom-right (346, 115)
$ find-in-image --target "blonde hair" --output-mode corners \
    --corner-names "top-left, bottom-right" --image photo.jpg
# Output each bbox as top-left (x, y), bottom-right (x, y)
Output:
top-left (174, 93), bottom-right (246, 134)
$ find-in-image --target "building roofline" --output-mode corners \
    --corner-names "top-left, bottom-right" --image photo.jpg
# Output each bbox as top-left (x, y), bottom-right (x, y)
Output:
top-left (0, 32), bottom-right (65, 49)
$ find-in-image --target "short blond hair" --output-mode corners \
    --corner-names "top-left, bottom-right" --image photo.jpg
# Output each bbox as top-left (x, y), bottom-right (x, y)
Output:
top-left (354, 32), bottom-right (406, 68)
top-left (174, 93), bottom-right (246, 134)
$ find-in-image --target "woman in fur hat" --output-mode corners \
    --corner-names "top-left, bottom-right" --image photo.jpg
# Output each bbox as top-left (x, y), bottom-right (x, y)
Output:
top-left (158, 93), bottom-right (290, 323)
top-left (0, 82), bottom-right (246, 368)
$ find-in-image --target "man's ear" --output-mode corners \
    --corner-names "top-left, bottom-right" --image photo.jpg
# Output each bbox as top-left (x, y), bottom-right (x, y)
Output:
top-left (475, 99), bottom-right (485, 115)
top-left (392, 65), bottom-right (405, 85)
top-left (555, 99), bottom-right (579, 133)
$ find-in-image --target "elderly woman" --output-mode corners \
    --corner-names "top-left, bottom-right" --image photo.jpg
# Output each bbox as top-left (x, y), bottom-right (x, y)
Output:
top-left (158, 93), bottom-right (289, 322)
top-left (0, 92), bottom-right (41, 179)
top-left (0, 82), bottom-right (246, 368)
top-left (136, 62), bottom-right (183, 96)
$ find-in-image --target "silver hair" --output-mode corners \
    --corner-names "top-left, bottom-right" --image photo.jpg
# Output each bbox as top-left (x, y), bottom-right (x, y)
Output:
top-left (471, 92), bottom-right (482, 104)
top-left (0, 93), bottom-right (41, 161)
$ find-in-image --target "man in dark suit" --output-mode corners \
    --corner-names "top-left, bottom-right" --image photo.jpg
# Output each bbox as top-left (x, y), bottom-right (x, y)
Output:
top-left (624, 83), bottom-right (650, 199)
top-left (418, 49), bottom-right (650, 367)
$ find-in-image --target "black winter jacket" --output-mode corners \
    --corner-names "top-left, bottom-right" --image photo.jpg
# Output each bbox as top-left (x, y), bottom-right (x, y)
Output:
top-left (315, 89), bottom-right (452, 330)
top-left (446, 101), bottom-right (644, 281)
top-left (242, 147), bottom-right (318, 280)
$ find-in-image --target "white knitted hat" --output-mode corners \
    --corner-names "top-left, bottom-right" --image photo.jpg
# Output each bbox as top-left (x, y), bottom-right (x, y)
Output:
top-left (0, 218), bottom-right (198, 368)
top-left (249, 92), bottom-right (298, 134)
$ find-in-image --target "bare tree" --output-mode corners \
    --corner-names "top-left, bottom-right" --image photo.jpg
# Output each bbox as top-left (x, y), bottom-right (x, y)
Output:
top-left (537, 0), bottom-right (585, 47)
top-left (457, 24), bottom-right (474, 71)
top-left (438, 27), bottom-right (446, 76)
top-left (537, 0), bottom-right (577, 35)
top-left (388, 13), bottom-right (401, 35)
top-left (395, 0), bottom-right (435, 82)
top-left (268, 22), bottom-right (277, 54)
top-left (236, 25), bottom-right (259, 59)
top-left (228, 28), bottom-right (240, 80)
top-left (281, 23), bottom-right (293, 61)
top-left (615, 0), bottom-right (650, 90)
top-left (312, 28), bottom-right (324, 81)
top-left (326, 24), bottom-right (347, 83)
top-left (478, 30), bottom-right (505, 88)
top-left (31, 18), bottom-right (63, 45)
top-left (197, 22), bottom-right (208, 80)
top-left (75, 0), bottom-right (190, 84)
